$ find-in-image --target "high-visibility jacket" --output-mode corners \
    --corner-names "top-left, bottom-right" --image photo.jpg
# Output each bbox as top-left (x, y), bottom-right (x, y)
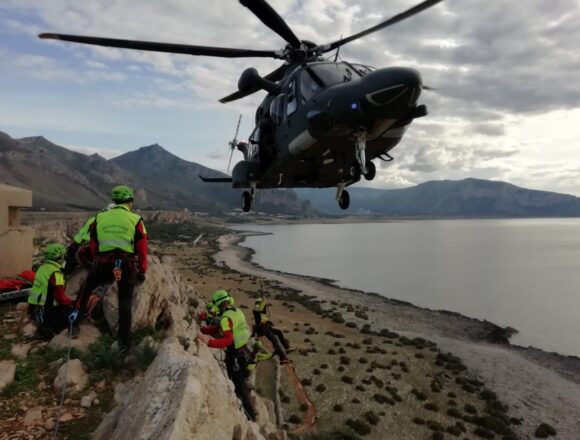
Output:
top-left (95, 205), bottom-right (144, 254)
top-left (73, 216), bottom-right (95, 245)
top-left (28, 261), bottom-right (64, 306)
top-left (221, 307), bottom-right (251, 349)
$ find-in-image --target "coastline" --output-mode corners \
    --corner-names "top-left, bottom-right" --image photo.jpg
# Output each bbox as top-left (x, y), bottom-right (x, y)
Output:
top-left (215, 230), bottom-right (580, 438)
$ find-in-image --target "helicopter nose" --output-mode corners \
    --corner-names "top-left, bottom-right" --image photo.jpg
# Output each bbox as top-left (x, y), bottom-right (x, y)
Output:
top-left (363, 67), bottom-right (423, 108)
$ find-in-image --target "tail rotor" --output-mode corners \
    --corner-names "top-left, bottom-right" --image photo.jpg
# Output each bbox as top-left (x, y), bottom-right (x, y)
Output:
top-left (227, 114), bottom-right (243, 173)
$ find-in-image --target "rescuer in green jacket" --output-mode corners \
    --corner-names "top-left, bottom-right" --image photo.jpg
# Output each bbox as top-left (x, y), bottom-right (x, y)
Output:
top-left (28, 243), bottom-right (78, 338)
top-left (77, 185), bottom-right (148, 352)
top-left (63, 215), bottom-right (95, 276)
top-left (198, 290), bottom-right (256, 421)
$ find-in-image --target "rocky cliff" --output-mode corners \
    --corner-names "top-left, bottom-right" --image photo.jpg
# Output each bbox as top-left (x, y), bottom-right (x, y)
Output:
top-left (84, 257), bottom-right (283, 440)
top-left (0, 130), bottom-right (314, 216)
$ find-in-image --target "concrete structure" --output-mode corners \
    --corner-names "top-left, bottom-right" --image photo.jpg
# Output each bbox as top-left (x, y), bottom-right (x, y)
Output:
top-left (0, 184), bottom-right (33, 277)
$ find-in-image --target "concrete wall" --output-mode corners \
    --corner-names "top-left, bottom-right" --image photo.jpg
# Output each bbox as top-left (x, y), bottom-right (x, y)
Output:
top-left (0, 184), bottom-right (33, 277)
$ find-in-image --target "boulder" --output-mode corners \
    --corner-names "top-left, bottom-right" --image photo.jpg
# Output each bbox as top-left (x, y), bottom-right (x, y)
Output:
top-left (49, 325), bottom-right (101, 353)
top-left (67, 259), bottom-right (192, 336)
top-left (81, 391), bottom-right (97, 408)
top-left (0, 360), bottom-right (16, 391)
top-left (11, 343), bottom-right (31, 359)
top-left (92, 338), bottom-right (270, 440)
top-left (22, 322), bottom-right (37, 338)
top-left (16, 302), bottom-right (28, 312)
top-left (53, 359), bottom-right (88, 393)
top-left (103, 258), bottom-right (192, 335)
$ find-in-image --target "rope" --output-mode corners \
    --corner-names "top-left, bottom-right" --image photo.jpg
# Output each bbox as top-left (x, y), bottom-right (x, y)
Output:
top-left (51, 310), bottom-right (78, 440)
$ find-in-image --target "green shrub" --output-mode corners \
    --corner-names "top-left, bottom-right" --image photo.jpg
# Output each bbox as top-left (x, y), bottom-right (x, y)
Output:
top-left (534, 423), bottom-right (557, 438)
top-left (315, 384), bottom-right (327, 392)
top-left (345, 418), bottom-right (371, 436)
top-left (134, 340), bottom-right (158, 371)
top-left (363, 411), bottom-right (380, 425)
top-left (464, 403), bottom-right (478, 414)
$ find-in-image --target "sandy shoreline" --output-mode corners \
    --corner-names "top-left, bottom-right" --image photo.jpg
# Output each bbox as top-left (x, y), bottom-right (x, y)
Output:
top-left (215, 231), bottom-right (580, 439)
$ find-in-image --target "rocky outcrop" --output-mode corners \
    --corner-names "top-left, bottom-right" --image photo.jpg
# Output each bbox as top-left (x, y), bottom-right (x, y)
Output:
top-left (101, 256), bottom-right (191, 334)
top-left (94, 336), bottom-right (263, 440)
top-left (85, 259), bottom-right (282, 440)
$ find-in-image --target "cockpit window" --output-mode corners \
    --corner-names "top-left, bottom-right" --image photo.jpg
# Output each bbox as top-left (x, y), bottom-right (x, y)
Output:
top-left (351, 64), bottom-right (375, 76)
top-left (301, 69), bottom-right (323, 103)
top-left (308, 63), bottom-right (362, 87)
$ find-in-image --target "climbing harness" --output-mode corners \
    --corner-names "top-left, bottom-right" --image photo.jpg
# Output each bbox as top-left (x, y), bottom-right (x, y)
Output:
top-left (51, 311), bottom-right (77, 440)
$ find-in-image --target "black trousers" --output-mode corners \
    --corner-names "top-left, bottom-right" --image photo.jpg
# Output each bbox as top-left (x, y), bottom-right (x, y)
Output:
top-left (259, 324), bottom-right (290, 360)
top-left (78, 255), bottom-right (136, 349)
top-left (225, 347), bottom-right (256, 421)
top-left (29, 304), bottom-right (74, 337)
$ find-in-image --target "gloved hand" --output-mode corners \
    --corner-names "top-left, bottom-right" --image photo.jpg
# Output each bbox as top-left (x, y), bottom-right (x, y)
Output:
top-left (136, 272), bottom-right (146, 285)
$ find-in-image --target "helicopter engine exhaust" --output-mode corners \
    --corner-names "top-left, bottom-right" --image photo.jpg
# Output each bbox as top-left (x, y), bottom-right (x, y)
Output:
top-left (238, 68), bottom-right (281, 95)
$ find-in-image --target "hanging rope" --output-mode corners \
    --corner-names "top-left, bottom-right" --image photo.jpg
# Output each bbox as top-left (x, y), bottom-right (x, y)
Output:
top-left (51, 310), bottom-right (78, 440)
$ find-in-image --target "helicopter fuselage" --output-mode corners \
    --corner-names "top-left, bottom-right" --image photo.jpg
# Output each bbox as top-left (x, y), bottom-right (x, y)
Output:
top-left (232, 60), bottom-right (426, 190)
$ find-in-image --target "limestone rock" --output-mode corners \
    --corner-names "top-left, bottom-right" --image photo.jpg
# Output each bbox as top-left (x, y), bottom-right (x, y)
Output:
top-left (81, 392), bottom-right (97, 408)
top-left (59, 412), bottom-right (74, 423)
top-left (11, 343), bottom-right (31, 359)
top-left (92, 339), bottom-right (268, 440)
top-left (44, 419), bottom-right (55, 431)
top-left (49, 325), bottom-right (100, 353)
top-left (54, 359), bottom-right (88, 393)
top-left (0, 360), bottom-right (16, 391)
top-left (23, 406), bottom-right (43, 426)
top-left (16, 302), bottom-right (28, 312)
top-left (22, 322), bottom-right (37, 338)
top-left (3, 333), bottom-right (17, 340)
top-left (103, 258), bottom-right (192, 335)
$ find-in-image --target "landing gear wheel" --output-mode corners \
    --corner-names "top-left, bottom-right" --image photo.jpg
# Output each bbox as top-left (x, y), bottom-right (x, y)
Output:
top-left (338, 190), bottom-right (350, 210)
top-left (242, 191), bottom-right (252, 212)
top-left (364, 161), bottom-right (376, 181)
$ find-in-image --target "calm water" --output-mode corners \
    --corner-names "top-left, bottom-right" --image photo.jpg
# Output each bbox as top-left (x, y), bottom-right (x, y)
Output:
top-left (233, 219), bottom-right (580, 357)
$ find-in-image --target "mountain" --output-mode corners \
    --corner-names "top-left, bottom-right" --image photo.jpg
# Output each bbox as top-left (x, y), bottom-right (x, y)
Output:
top-left (0, 131), bottom-right (314, 215)
top-left (111, 144), bottom-right (312, 214)
top-left (296, 178), bottom-right (580, 217)
top-left (0, 132), bottom-right (130, 210)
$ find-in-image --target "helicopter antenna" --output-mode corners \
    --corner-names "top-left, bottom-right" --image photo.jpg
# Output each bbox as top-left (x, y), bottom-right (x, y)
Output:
top-left (227, 114), bottom-right (242, 173)
top-left (333, 35), bottom-right (343, 62)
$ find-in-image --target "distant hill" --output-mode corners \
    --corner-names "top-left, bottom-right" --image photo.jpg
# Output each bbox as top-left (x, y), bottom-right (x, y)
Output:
top-left (0, 131), bottom-right (314, 215)
top-left (296, 178), bottom-right (580, 217)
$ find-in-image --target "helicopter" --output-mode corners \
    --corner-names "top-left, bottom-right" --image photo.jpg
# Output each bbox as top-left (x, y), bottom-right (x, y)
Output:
top-left (39, 0), bottom-right (444, 212)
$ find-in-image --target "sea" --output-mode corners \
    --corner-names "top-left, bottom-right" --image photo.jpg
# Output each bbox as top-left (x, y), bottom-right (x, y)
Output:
top-left (233, 219), bottom-right (580, 358)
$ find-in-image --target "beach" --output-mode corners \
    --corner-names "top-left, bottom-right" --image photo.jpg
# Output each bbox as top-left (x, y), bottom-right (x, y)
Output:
top-left (209, 231), bottom-right (580, 439)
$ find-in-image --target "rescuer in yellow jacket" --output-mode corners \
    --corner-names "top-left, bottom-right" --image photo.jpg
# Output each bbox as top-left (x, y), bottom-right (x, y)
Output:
top-left (77, 185), bottom-right (147, 352)
top-left (28, 243), bottom-right (78, 338)
top-left (253, 296), bottom-right (293, 363)
top-left (198, 290), bottom-right (256, 421)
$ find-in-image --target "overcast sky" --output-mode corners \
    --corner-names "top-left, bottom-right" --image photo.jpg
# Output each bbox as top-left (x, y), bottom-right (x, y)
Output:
top-left (1, 0), bottom-right (580, 194)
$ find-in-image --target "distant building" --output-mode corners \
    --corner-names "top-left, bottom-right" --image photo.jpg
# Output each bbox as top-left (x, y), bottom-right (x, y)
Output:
top-left (0, 184), bottom-right (33, 277)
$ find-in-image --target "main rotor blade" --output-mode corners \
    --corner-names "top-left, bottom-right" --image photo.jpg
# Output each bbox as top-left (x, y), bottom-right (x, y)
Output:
top-left (39, 33), bottom-right (282, 59)
top-left (219, 64), bottom-right (287, 103)
top-left (320, 0), bottom-right (444, 53)
top-left (240, 0), bottom-right (302, 48)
